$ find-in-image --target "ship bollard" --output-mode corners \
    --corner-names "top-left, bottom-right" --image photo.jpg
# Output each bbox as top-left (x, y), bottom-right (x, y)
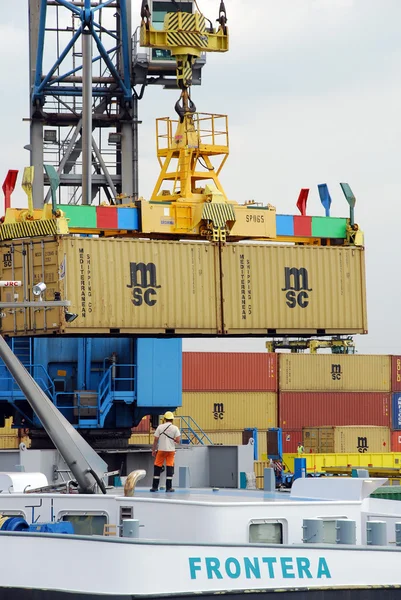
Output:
top-left (123, 519), bottom-right (140, 539)
top-left (367, 521), bottom-right (387, 546)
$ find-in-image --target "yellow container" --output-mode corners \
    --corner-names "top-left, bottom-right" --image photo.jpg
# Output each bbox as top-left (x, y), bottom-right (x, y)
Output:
top-left (128, 433), bottom-right (153, 445)
top-left (254, 460), bottom-right (272, 489)
top-left (0, 436), bottom-right (20, 449)
top-left (279, 354), bottom-right (391, 391)
top-left (283, 451), bottom-right (401, 473)
top-left (221, 244), bottom-right (367, 335)
top-left (176, 392), bottom-right (277, 430)
top-left (334, 426), bottom-right (390, 454)
top-left (303, 427), bottom-right (335, 453)
top-left (0, 237), bottom-right (221, 336)
top-left (0, 239), bottom-right (367, 338)
top-left (205, 431), bottom-right (243, 445)
top-left (2, 418), bottom-right (15, 436)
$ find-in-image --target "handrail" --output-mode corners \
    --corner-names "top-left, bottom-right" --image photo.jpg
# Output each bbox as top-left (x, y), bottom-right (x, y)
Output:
top-left (176, 415), bottom-right (214, 446)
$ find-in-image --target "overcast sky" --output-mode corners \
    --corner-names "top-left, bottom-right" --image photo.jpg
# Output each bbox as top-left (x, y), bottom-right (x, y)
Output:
top-left (1, 1), bottom-right (400, 354)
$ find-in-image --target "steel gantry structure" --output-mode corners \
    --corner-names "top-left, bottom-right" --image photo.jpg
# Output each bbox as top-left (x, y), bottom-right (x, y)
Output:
top-left (28, 0), bottom-right (137, 207)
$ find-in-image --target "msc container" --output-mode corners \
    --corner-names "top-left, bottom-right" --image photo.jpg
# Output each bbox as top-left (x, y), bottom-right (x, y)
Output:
top-left (302, 426), bottom-right (390, 453)
top-left (392, 393), bottom-right (401, 430)
top-left (303, 427), bottom-right (335, 453)
top-left (334, 426), bottom-right (390, 454)
top-left (220, 244), bottom-right (367, 335)
top-left (205, 430), bottom-right (268, 461)
top-left (279, 392), bottom-right (391, 428)
top-left (176, 392), bottom-right (277, 431)
top-left (205, 431), bottom-right (242, 446)
top-left (392, 357), bottom-right (401, 392)
top-left (0, 237), bottom-right (221, 336)
top-left (279, 354), bottom-right (391, 392)
top-left (182, 352), bottom-right (277, 391)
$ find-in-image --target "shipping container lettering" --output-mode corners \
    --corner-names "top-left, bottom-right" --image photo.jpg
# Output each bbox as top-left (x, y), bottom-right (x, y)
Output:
top-left (282, 267), bottom-right (312, 308)
top-left (397, 359), bottom-right (401, 384)
top-left (213, 402), bottom-right (224, 420)
top-left (2, 253), bottom-right (12, 268)
top-left (127, 262), bottom-right (161, 307)
top-left (357, 437), bottom-right (368, 453)
top-left (240, 255), bottom-right (246, 320)
top-left (86, 254), bottom-right (92, 313)
top-left (331, 364), bottom-right (342, 380)
top-left (246, 214), bottom-right (265, 223)
top-left (79, 248), bottom-right (86, 318)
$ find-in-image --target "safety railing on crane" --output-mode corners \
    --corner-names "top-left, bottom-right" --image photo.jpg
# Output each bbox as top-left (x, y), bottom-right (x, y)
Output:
top-left (156, 113), bottom-right (229, 154)
top-left (0, 363), bottom-right (55, 403)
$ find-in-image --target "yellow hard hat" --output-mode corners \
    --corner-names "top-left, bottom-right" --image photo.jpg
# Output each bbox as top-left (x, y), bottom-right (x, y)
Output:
top-left (164, 411), bottom-right (175, 420)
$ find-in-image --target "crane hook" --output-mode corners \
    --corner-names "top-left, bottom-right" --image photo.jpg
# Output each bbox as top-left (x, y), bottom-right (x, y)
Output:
top-left (175, 93), bottom-right (197, 122)
top-left (141, 0), bottom-right (151, 29)
top-left (217, 1), bottom-right (227, 34)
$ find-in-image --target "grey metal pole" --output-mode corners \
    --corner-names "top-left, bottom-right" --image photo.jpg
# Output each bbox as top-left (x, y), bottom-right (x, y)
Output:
top-left (82, 30), bottom-right (93, 205)
top-left (29, 0), bottom-right (45, 209)
top-left (0, 336), bottom-right (107, 493)
top-left (133, 94), bottom-right (139, 201)
top-left (121, 0), bottom-right (134, 203)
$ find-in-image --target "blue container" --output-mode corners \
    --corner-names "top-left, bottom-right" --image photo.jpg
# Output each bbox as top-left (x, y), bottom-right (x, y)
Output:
top-left (28, 522), bottom-right (74, 534)
top-left (294, 458), bottom-right (307, 481)
top-left (392, 393), bottom-right (401, 430)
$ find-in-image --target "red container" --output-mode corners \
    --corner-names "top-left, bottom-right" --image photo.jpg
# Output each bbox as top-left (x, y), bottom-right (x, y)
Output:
top-left (279, 392), bottom-right (390, 428)
top-left (392, 356), bottom-right (401, 391)
top-left (131, 415), bottom-right (150, 433)
top-left (282, 429), bottom-right (302, 454)
top-left (182, 352), bottom-right (277, 392)
top-left (391, 430), bottom-right (401, 452)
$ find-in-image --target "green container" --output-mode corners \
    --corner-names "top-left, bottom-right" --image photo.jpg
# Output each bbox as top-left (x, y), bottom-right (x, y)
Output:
top-left (370, 486), bottom-right (401, 501)
top-left (311, 217), bottom-right (347, 239)
top-left (57, 205), bottom-right (97, 229)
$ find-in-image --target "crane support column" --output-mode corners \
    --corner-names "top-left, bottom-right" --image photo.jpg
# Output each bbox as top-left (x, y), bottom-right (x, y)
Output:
top-left (82, 29), bottom-right (93, 205)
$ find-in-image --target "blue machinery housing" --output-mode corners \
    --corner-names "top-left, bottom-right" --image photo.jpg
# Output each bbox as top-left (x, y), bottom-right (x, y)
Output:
top-left (0, 337), bottom-right (182, 439)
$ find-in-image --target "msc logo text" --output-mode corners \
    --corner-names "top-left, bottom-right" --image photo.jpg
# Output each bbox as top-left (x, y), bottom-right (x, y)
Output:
top-left (282, 267), bottom-right (312, 308)
top-left (331, 364), bottom-right (342, 380)
top-left (357, 437), bottom-right (368, 453)
top-left (127, 262), bottom-right (161, 307)
top-left (213, 403), bottom-right (224, 420)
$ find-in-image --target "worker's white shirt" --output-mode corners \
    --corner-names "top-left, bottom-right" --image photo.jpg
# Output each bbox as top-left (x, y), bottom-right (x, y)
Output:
top-left (154, 423), bottom-right (181, 452)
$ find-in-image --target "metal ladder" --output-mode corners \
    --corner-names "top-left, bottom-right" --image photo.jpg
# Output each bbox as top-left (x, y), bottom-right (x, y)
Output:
top-left (177, 416), bottom-right (214, 446)
top-left (11, 338), bottom-right (32, 370)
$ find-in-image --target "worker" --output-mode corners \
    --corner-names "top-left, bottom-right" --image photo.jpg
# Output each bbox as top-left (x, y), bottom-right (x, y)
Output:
top-left (297, 442), bottom-right (304, 456)
top-left (150, 411), bottom-right (181, 493)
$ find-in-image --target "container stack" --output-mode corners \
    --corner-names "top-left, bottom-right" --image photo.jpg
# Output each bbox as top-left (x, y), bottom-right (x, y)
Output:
top-left (177, 353), bottom-right (278, 458)
top-left (279, 354), bottom-right (391, 454)
top-left (390, 356), bottom-right (401, 451)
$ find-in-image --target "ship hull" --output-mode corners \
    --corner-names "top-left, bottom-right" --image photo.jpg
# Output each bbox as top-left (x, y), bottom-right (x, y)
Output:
top-left (1, 589), bottom-right (401, 599)
top-left (2, 532), bottom-right (401, 598)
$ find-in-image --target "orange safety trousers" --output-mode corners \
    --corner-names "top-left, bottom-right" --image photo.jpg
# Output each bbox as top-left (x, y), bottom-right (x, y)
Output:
top-left (154, 450), bottom-right (175, 467)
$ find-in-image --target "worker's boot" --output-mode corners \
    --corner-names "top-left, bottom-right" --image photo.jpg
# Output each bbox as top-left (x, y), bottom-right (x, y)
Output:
top-left (166, 466), bottom-right (174, 492)
top-left (150, 465), bottom-right (162, 492)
